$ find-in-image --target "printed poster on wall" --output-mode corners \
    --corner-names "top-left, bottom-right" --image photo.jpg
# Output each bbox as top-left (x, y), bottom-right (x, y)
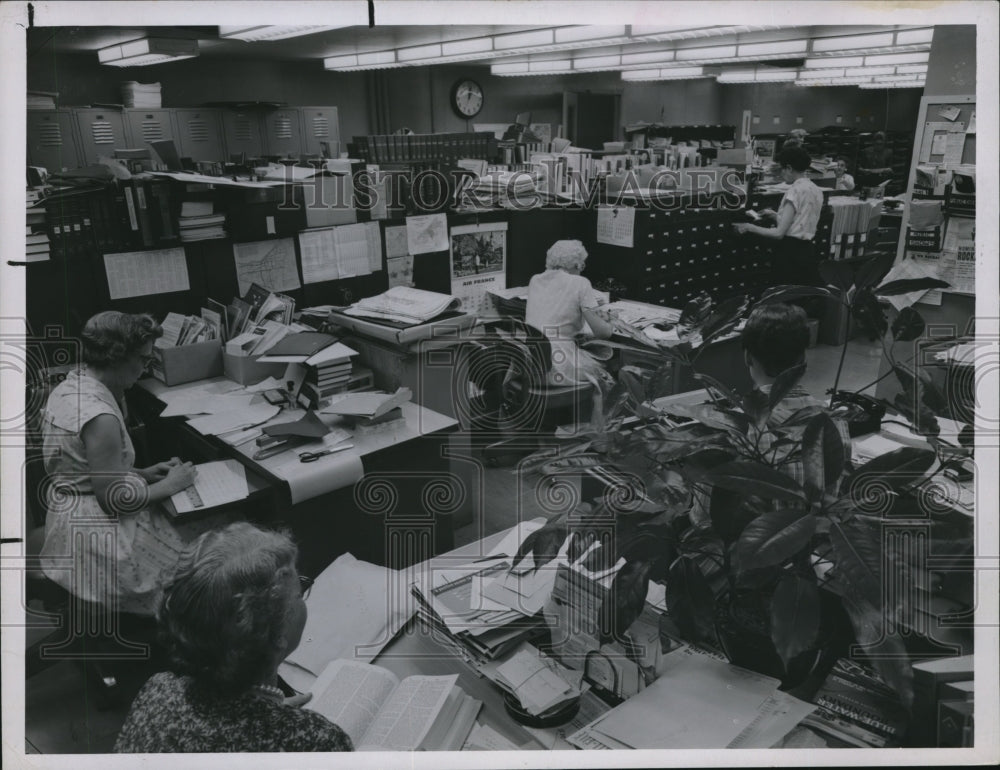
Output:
top-left (449, 222), bottom-right (507, 316)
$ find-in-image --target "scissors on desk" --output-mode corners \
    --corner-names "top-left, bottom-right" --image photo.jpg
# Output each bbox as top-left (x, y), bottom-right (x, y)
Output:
top-left (299, 444), bottom-right (354, 463)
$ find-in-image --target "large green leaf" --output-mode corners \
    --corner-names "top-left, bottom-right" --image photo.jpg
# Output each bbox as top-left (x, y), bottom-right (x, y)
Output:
top-left (599, 559), bottom-right (652, 644)
top-left (801, 413), bottom-right (846, 502)
top-left (618, 365), bottom-right (647, 406)
top-left (827, 518), bottom-right (884, 608)
top-left (876, 277), bottom-right (951, 296)
top-left (692, 372), bottom-right (740, 407)
top-left (758, 285), bottom-right (835, 305)
top-left (770, 575), bottom-right (821, 668)
top-left (741, 387), bottom-right (771, 429)
top-left (768, 362), bottom-right (808, 410)
top-left (853, 253), bottom-right (895, 292)
top-left (511, 516), bottom-right (567, 572)
top-left (663, 402), bottom-right (748, 435)
top-left (890, 306), bottom-right (926, 342)
top-left (678, 292), bottom-right (714, 329)
top-left (664, 555), bottom-right (717, 643)
top-left (709, 488), bottom-right (758, 544)
top-left (840, 595), bottom-right (915, 709)
top-left (737, 509), bottom-right (816, 568)
top-left (705, 460), bottom-right (807, 502)
top-left (847, 446), bottom-right (936, 493)
top-left (698, 295), bottom-right (749, 341)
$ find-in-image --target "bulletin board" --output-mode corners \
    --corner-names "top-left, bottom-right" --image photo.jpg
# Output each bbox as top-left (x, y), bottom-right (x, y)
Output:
top-left (895, 95), bottom-right (976, 299)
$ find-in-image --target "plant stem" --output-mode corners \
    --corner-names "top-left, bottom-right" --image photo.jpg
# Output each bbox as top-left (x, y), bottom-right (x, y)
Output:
top-left (831, 333), bottom-right (851, 398)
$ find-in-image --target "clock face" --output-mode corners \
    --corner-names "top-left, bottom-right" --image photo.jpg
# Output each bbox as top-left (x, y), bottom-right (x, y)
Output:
top-left (452, 79), bottom-right (484, 118)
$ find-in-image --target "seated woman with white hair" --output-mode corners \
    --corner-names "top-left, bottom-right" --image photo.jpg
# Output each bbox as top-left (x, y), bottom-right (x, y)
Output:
top-left (115, 522), bottom-right (353, 753)
top-left (525, 239), bottom-right (613, 390)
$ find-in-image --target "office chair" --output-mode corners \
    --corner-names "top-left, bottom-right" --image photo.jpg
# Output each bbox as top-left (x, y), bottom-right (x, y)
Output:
top-left (454, 318), bottom-right (595, 463)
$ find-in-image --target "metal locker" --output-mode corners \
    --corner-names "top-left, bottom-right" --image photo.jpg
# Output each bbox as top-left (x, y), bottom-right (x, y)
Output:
top-left (173, 108), bottom-right (225, 162)
top-left (221, 110), bottom-right (264, 158)
top-left (74, 108), bottom-right (128, 164)
top-left (123, 109), bottom-right (177, 150)
top-left (26, 110), bottom-right (82, 172)
top-left (262, 108), bottom-right (302, 158)
top-left (298, 106), bottom-right (340, 157)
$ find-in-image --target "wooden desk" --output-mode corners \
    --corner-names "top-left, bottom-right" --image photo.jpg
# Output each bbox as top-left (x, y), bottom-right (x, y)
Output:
top-left (132, 376), bottom-right (462, 575)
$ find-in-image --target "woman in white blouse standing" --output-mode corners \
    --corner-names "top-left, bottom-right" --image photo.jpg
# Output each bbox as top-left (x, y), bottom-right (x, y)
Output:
top-left (733, 145), bottom-right (825, 287)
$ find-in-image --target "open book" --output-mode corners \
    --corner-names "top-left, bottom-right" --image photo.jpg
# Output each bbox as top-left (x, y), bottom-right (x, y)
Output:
top-left (342, 286), bottom-right (461, 325)
top-left (306, 659), bottom-right (480, 751)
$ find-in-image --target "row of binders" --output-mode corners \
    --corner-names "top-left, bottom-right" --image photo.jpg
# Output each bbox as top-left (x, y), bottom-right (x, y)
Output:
top-left (352, 131), bottom-right (493, 165)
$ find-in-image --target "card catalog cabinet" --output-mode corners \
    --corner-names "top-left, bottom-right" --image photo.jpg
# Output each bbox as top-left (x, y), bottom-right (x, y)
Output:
top-left (27, 109), bottom-right (82, 172)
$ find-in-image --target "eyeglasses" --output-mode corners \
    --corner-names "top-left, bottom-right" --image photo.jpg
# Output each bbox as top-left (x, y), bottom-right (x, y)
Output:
top-left (138, 353), bottom-right (157, 370)
top-left (298, 575), bottom-right (314, 599)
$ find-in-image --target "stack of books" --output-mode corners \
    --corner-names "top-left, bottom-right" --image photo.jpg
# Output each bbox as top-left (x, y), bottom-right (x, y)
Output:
top-left (257, 333), bottom-right (359, 407)
top-left (25, 196), bottom-right (50, 263)
top-left (121, 81), bottom-right (161, 108)
top-left (178, 200), bottom-right (226, 242)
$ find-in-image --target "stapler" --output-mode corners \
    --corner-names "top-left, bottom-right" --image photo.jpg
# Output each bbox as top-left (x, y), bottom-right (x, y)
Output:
top-left (252, 434), bottom-right (301, 461)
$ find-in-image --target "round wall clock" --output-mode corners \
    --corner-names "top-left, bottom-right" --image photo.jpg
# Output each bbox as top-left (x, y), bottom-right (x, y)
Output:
top-left (451, 78), bottom-right (484, 118)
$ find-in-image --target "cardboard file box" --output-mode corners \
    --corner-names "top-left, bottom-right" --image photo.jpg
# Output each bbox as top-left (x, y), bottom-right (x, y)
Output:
top-left (223, 351), bottom-right (287, 386)
top-left (152, 340), bottom-right (223, 386)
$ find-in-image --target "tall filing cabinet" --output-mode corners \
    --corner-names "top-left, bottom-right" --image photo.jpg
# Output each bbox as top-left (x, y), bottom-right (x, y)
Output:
top-left (74, 108), bottom-right (128, 164)
top-left (221, 109), bottom-right (264, 159)
top-left (123, 109), bottom-right (177, 148)
top-left (27, 109), bottom-right (82, 172)
top-left (299, 106), bottom-right (340, 157)
top-left (263, 108), bottom-right (303, 158)
top-left (173, 108), bottom-right (226, 162)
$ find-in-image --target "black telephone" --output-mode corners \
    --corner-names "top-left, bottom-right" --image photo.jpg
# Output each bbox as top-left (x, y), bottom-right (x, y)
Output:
top-left (830, 390), bottom-right (886, 437)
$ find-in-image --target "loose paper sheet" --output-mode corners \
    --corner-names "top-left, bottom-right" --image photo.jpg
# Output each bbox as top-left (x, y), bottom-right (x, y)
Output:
top-left (450, 222), bottom-right (507, 316)
top-left (596, 205), bottom-right (636, 248)
top-left (232, 238), bottom-right (301, 296)
top-left (170, 459), bottom-right (249, 513)
top-left (406, 213), bottom-right (449, 254)
top-left (298, 228), bottom-right (340, 283)
top-left (287, 553), bottom-right (413, 675)
top-left (387, 255), bottom-right (414, 288)
top-left (104, 248), bottom-right (190, 300)
top-left (384, 225), bottom-right (409, 258)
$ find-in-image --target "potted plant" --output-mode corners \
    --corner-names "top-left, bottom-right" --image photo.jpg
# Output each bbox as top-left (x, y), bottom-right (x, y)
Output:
top-left (513, 274), bottom-right (969, 709)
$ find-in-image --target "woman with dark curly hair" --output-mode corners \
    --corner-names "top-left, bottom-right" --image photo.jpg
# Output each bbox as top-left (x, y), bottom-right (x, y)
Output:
top-left (39, 311), bottom-right (215, 615)
top-left (115, 523), bottom-right (353, 753)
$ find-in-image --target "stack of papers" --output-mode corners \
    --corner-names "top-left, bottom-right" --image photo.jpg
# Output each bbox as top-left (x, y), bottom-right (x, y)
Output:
top-left (121, 81), bottom-right (161, 108)
top-left (178, 200), bottom-right (226, 242)
top-left (410, 520), bottom-right (552, 670)
top-left (343, 286), bottom-right (461, 326)
top-left (493, 644), bottom-right (584, 716)
top-left (186, 403), bottom-right (281, 436)
top-left (567, 650), bottom-right (792, 749)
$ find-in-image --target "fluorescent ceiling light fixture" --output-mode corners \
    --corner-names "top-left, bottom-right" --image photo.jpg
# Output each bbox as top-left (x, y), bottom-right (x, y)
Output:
top-left (844, 66), bottom-right (895, 78)
top-left (573, 55), bottom-right (622, 69)
top-left (98, 37), bottom-right (198, 67)
top-left (555, 26), bottom-right (628, 43)
top-left (859, 80), bottom-right (925, 89)
top-left (621, 50), bottom-right (675, 65)
top-left (737, 39), bottom-right (808, 57)
top-left (441, 37), bottom-right (493, 56)
top-left (530, 59), bottom-right (572, 73)
top-left (717, 67), bottom-right (797, 83)
top-left (896, 64), bottom-right (928, 74)
top-left (864, 51), bottom-right (929, 66)
top-left (494, 29), bottom-right (555, 49)
top-left (798, 68), bottom-right (846, 80)
top-left (895, 28), bottom-right (934, 45)
top-left (676, 44), bottom-right (738, 61)
top-left (397, 43), bottom-right (442, 62)
top-left (873, 74), bottom-right (924, 83)
top-left (621, 66), bottom-right (706, 81)
top-left (804, 56), bottom-right (864, 69)
top-left (491, 61), bottom-right (529, 74)
top-left (630, 25), bottom-right (775, 42)
top-left (218, 25), bottom-right (347, 41)
top-left (811, 32), bottom-right (894, 52)
top-left (357, 50), bottom-right (396, 66)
